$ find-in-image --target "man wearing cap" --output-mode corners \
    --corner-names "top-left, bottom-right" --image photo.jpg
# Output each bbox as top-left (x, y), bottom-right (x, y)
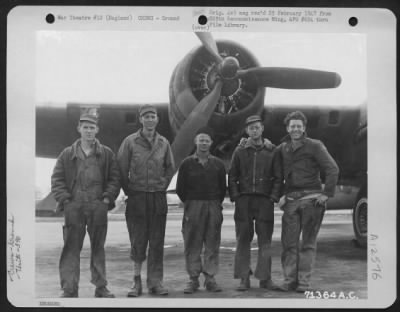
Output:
top-left (51, 112), bottom-right (120, 298)
top-left (176, 127), bottom-right (226, 294)
top-left (277, 111), bottom-right (339, 292)
top-left (228, 115), bottom-right (283, 291)
top-left (117, 104), bottom-right (175, 297)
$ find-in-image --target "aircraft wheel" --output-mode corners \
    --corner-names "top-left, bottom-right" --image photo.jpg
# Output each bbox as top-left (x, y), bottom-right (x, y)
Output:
top-left (352, 195), bottom-right (367, 248)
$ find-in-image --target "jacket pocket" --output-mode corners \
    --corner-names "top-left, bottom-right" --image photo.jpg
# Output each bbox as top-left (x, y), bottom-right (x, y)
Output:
top-left (159, 176), bottom-right (168, 190)
top-left (257, 177), bottom-right (272, 193)
top-left (238, 177), bottom-right (251, 192)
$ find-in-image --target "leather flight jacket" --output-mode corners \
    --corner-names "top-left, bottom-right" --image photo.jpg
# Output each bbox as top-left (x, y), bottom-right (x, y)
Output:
top-left (228, 138), bottom-right (283, 202)
top-left (278, 134), bottom-right (339, 197)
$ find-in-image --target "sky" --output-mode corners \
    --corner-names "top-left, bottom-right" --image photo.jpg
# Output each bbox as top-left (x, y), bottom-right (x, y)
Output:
top-left (35, 31), bottom-right (367, 195)
top-left (35, 31), bottom-right (366, 105)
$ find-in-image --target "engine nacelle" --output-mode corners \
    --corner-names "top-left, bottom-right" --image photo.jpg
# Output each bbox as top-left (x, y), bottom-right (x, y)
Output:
top-left (168, 40), bottom-right (265, 138)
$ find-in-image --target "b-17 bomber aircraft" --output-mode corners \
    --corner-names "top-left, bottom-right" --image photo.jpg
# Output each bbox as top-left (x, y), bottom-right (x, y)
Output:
top-left (35, 32), bottom-right (367, 247)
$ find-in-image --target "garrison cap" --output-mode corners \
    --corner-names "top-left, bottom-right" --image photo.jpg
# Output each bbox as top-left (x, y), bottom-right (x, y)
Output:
top-left (196, 126), bottom-right (214, 140)
top-left (139, 104), bottom-right (157, 116)
top-left (245, 115), bottom-right (262, 126)
top-left (79, 113), bottom-right (98, 124)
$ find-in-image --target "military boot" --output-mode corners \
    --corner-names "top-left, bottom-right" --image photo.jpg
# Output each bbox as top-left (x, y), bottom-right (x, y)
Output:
top-left (149, 282), bottom-right (169, 296)
top-left (60, 290), bottom-right (78, 298)
top-left (183, 276), bottom-right (200, 294)
top-left (204, 275), bottom-right (222, 292)
top-left (95, 286), bottom-right (115, 298)
top-left (236, 276), bottom-right (250, 291)
top-left (259, 279), bottom-right (281, 290)
top-left (127, 275), bottom-right (142, 297)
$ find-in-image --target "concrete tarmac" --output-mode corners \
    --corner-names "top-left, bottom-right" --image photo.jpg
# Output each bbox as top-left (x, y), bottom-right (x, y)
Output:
top-left (35, 208), bottom-right (367, 300)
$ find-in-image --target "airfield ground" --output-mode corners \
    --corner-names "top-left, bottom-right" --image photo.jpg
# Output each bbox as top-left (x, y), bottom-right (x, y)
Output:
top-left (35, 206), bottom-right (367, 302)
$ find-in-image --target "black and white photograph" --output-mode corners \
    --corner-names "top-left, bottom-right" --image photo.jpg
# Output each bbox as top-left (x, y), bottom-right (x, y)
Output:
top-left (6, 6), bottom-right (396, 309)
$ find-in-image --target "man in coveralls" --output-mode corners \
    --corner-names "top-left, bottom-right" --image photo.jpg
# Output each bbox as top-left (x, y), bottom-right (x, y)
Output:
top-left (277, 111), bottom-right (339, 292)
top-left (228, 115), bottom-right (283, 291)
top-left (117, 104), bottom-right (175, 297)
top-left (51, 112), bottom-right (120, 298)
top-left (176, 127), bottom-right (226, 294)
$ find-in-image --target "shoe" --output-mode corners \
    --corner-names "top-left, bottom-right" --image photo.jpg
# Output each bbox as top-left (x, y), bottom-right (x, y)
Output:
top-left (95, 286), bottom-right (115, 298)
top-left (183, 277), bottom-right (200, 294)
top-left (149, 283), bottom-right (169, 296)
top-left (259, 279), bottom-right (281, 290)
top-left (296, 284), bottom-right (312, 293)
top-left (127, 275), bottom-right (142, 297)
top-left (276, 282), bottom-right (297, 292)
top-left (204, 276), bottom-right (222, 292)
top-left (236, 277), bottom-right (250, 291)
top-left (60, 290), bottom-right (78, 298)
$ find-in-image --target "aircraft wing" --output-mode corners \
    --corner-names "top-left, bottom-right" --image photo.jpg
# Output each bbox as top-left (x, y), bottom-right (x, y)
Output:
top-left (36, 102), bottom-right (172, 158)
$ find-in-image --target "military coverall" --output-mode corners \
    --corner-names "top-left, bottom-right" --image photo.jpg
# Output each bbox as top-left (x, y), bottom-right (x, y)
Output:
top-left (228, 139), bottom-right (283, 281)
top-left (117, 130), bottom-right (175, 288)
top-left (278, 134), bottom-right (339, 288)
top-left (51, 139), bottom-right (120, 295)
top-left (176, 154), bottom-right (226, 279)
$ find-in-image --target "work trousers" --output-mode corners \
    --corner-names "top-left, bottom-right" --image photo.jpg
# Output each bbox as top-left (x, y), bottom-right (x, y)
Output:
top-left (281, 198), bottom-right (326, 287)
top-left (234, 195), bottom-right (274, 280)
top-left (125, 191), bottom-right (167, 288)
top-left (59, 200), bottom-right (109, 294)
top-left (182, 200), bottom-right (223, 278)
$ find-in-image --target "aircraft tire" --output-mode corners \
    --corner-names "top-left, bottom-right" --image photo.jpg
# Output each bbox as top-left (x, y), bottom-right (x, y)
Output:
top-left (352, 193), bottom-right (367, 248)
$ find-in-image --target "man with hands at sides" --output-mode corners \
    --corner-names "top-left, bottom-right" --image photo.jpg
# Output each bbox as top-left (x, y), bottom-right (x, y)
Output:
top-left (176, 127), bottom-right (226, 294)
top-left (228, 115), bottom-right (283, 291)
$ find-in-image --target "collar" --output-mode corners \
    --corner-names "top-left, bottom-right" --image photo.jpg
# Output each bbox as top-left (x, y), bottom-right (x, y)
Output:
top-left (136, 129), bottom-right (162, 144)
top-left (281, 133), bottom-right (308, 151)
top-left (281, 133), bottom-right (308, 143)
top-left (192, 153), bottom-right (213, 162)
top-left (244, 138), bottom-right (274, 151)
top-left (70, 139), bottom-right (102, 160)
top-left (140, 128), bottom-right (154, 140)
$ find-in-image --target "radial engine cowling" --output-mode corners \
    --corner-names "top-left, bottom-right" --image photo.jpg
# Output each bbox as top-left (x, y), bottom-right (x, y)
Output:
top-left (168, 40), bottom-right (265, 137)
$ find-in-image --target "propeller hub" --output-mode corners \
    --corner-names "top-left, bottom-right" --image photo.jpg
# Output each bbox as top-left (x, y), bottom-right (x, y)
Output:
top-left (220, 56), bottom-right (240, 79)
top-left (188, 40), bottom-right (259, 115)
top-left (206, 66), bottom-right (240, 97)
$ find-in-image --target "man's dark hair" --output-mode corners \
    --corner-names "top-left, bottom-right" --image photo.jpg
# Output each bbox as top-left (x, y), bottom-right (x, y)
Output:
top-left (283, 111), bottom-right (308, 126)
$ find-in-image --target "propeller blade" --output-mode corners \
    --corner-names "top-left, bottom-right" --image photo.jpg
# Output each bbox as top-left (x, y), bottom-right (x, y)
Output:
top-left (195, 32), bottom-right (223, 64)
top-left (236, 67), bottom-right (342, 89)
top-left (171, 80), bottom-right (223, 167)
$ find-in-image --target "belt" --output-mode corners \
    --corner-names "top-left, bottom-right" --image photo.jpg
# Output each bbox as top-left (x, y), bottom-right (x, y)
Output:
top-left (286, 190), bottom-right (322, 201)
top-left (73, 190), bottom-right (102, 202)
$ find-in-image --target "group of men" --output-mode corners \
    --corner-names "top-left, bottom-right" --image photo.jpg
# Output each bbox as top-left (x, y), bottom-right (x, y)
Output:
top-left (51, 104), bottom-right (339, 298)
